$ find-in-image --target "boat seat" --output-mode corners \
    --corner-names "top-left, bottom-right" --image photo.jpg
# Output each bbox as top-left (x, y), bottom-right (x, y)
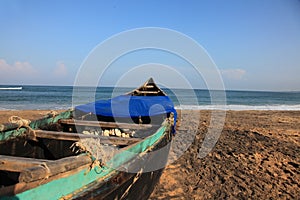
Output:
top-left (28, 130), bottom-right (141, 146)
top-left (59, 119), bottom-right (155, 130)
top-left (135, 90), bottom-right (160, 94)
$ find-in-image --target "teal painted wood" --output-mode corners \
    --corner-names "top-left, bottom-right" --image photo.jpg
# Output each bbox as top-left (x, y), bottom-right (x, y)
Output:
top-left (0, 110), bottom-right (73, 142)
top-left (2, 126), bottom-right (167, 199)
top-left (29, 110), bottom-right (73, 130)
top-left (0, 127), bottom-right (27, 141)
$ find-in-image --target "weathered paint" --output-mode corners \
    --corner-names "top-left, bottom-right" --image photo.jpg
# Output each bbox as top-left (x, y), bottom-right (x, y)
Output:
top-left (29, 110), bottom-right (73, 129)
top-left (0, 127), bottom-right (27, 141)
top-left (2, 126), bottom-right (167, 199)
top-left (0, 110), bottom-right (73, 142)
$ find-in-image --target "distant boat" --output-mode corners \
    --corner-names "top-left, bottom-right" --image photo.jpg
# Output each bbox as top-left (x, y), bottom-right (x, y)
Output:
top-left (0, 87), bottom-right (22, 90)
top-left (0, 78), bottom-right (177, 199)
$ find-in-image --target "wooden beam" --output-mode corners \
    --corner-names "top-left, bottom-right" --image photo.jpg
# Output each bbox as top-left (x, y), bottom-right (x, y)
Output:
top-left (0, 155), bottom-right (48, 172)
top-left (0, 154), bottom-right (94, 183)
top-left (144, 85), bottom-right (155, 88)
top-left (135, 90), bottom-right (160, 94)
top-left (59, 119), bottom-right (154, 130)
top-left (0, 123), bottom-right (19, 132)
top-left (29, 130), bottom-right (141, 146)
top-left (18, 154), bottom-right (92, 183)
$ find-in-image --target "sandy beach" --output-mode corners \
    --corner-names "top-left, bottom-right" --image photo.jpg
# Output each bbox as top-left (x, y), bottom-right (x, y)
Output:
top-left (150, 110), bottom-right (300, 199)
top-left (0, 110), bottom-right (299, 199)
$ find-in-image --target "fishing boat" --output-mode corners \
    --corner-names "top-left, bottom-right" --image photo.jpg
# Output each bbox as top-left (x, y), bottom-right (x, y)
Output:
top-left (0, 78), bottom-right (177, 199)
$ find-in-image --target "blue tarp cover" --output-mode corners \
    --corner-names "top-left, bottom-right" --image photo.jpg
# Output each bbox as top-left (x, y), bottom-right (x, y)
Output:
top-left (75, 95), bottom-right (177, 119)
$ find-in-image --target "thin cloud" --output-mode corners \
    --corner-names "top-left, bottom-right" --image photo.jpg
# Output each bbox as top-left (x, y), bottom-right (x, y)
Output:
top-left (221, 68), bottom-right (246, 80)
top-left (0, 59), bottom-right (37, 75)
top-left (54, 61), bottom-right (67, 77)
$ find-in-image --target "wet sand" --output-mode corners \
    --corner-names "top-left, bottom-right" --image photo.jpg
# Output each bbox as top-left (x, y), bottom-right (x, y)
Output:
top-left (0, 110), bottom-right (299, 199)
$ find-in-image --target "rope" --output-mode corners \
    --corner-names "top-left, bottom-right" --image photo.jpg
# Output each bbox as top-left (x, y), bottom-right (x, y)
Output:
top-left (120, 169), bottom-right (143, 199)
top-left (45, 110), bottom-right (58, 118)
top-left (80, 112), bottom-right (92, 120)
top-left (70, 140), bottom-right (104, 173)
top-left (8, 116), bottom-right (31, 129)
top-left (39, 162), bottom-right (51, 184)
top-left (70, 141), bottom-right (87, 154)
top-left (41, 163), bottom-right (51, 179)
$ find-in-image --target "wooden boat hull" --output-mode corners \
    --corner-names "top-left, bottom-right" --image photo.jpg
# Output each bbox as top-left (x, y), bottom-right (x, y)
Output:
top-left (0, 123), bottom-right (172, 199)
top-left (0, 78), bottom-right (176, 199)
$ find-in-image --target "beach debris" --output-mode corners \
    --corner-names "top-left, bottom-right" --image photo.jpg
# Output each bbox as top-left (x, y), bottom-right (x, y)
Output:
top-left (103, 129), bottom-right (110, 136)
top-left (81, 128), bottom-right (133, 138)
top-left (82, 129), bottom-right (101, 135)
top-left (109, 129), bottom-right (115, 136)
top-left (115, 129), bottom-right (122, 137)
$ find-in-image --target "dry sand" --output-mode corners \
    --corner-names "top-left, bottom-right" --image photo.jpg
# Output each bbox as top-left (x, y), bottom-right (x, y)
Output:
top-left (150, 110), bottom-right (300, 199)
top-left (0, 110), bottom-right (64, 124)
top-left (0, 110), bottom-right (299, 199)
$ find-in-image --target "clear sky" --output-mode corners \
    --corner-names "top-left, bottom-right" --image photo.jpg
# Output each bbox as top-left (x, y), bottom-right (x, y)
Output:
top-left (0, 0), bottom-right (300, 91)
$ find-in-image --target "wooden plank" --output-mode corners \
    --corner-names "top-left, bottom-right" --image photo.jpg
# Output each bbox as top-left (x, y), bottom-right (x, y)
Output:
top-left (0, 155), bottom-right (48, 172)
top-left (19, 166), bottom-right (48, 182)
top-left (29, 130), bottom-right (141, 146)
top-left (0, 123), bottom-right (20, 132)
top-left (18, 154), bottom-right (92, 183)
top-left (59, 119), bottom-right (154, 130)
top-left (144, 85), bottom-right (154, 88)
top-left (135, 90), bottom-right (160, 94)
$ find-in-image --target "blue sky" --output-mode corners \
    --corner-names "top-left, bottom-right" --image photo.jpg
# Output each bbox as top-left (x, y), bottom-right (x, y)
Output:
top-left (0, 0), bottom-right (300, 91)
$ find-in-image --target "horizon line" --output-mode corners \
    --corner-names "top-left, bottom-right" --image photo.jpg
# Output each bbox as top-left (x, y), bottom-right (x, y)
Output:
top-left (0, 83), bottom-right (299, 93)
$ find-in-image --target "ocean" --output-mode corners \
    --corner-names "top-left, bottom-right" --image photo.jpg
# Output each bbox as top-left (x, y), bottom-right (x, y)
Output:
top-left (0, 85), bottom-right (300, 111)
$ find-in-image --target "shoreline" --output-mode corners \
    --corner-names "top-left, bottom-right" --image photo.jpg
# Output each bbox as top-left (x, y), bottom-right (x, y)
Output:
top-left (1, 105), bottom-right (300, 112)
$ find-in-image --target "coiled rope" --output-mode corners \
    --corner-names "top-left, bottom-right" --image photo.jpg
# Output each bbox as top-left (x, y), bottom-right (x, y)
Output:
top-left (8, 116), bottom-right (31, 129)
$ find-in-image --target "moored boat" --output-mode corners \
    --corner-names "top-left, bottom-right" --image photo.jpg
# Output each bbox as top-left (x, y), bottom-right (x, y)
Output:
top-left (0, 78), bottom-right (176, 199)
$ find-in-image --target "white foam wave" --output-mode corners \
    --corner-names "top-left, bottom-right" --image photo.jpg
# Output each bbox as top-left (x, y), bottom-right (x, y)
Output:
top-left (0, 87), bottom-right (22, 90)
top-left (0, 107), bottom-right (14, 111)
top-left (175, 104), bottom-right (300, 111)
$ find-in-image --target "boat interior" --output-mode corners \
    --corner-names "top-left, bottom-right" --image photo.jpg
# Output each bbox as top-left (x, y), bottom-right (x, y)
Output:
top-left (0, 111), bottom-right (167, 190)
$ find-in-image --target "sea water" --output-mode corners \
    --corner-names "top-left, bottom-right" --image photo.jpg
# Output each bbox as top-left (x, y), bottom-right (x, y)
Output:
top-left (0, 85), bottom-right (299, 110)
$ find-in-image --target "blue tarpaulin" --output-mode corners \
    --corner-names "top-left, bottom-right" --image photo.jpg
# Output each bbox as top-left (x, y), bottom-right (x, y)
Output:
top-left (75, 95), bottom-right (176, 118)
top-left (75, 95), bottom-right (177, 133)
